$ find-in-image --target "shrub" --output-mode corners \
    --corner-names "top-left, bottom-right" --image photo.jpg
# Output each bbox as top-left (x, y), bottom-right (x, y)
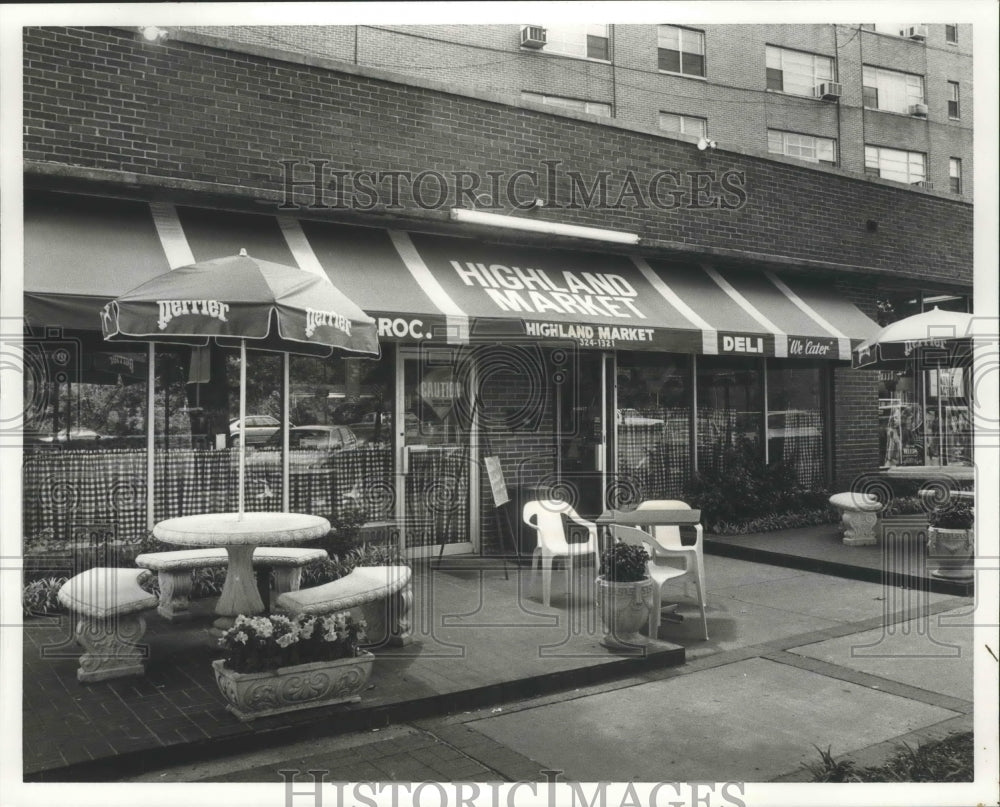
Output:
top-left (599, 542), bottom-right (650, 583)
top-left (928, 500), bottom-right (974, 530)
top-left (806, 732), bottom-right (973, 782)
top-left (711, 507), bottom-right (837, 535)
top-left (684, 437), bottom-right (829, 528)
top-left (300, 539), bottom-right (406, 589)
top-left (22, 576), bottom-right (68, 616)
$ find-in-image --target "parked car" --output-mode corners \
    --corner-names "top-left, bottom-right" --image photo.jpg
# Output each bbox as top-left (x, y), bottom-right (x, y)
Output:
top-left (616, 408), bottom-right (665, 427)
top-left (251, 425), bottom-right (360, 470)
top-left (353, 411), bottom-right (426, 442)
top-left (27, 427), bottom-right (106, 445)
top-left (229, 414), bottom-right (280, 446)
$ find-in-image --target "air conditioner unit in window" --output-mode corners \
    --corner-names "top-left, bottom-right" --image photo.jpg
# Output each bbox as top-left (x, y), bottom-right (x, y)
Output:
top-left (815, 82), bottom-right (843, 101)
top-left (912, 180), bottom-right (934, 189)
top-left (904, 25), bottom-right (928, 41)
top-left (909, 103), bottom-right (929, 117)
top-left (520, 25), bottom-right (547, 49)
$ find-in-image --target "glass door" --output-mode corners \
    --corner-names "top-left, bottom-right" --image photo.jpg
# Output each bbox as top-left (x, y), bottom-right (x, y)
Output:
top-left (555, 351), bottom-right (613, 517)
top-left (396, 347), bottom-right (474, 557)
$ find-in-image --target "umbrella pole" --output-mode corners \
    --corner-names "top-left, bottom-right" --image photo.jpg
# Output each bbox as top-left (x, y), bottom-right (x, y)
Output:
top-left (238, 340), bottom-right (246, 519)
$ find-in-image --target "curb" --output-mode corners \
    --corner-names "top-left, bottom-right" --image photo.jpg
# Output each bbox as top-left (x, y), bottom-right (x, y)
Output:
top-left (703, 539), bottom-right (974, 597)
top-left (24, 638), bottom-right (684, 782)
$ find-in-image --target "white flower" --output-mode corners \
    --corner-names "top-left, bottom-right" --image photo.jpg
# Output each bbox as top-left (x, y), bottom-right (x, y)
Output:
top-left (275, 632), bottom-right (297, 648)
top-left (298, 617), bottom-right (316, 639)
top-left (234, 631), bottom-right (249, 645)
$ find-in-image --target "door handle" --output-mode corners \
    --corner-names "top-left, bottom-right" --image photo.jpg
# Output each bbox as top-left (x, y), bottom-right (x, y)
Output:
top-left (594, 443), bottom-right (605, 473)
top-left (401, 444), bottom-right (430, 475)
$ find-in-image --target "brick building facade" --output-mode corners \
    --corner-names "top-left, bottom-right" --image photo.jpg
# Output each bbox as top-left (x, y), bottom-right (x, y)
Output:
top-left (21, 24), bottom-right (974, 555)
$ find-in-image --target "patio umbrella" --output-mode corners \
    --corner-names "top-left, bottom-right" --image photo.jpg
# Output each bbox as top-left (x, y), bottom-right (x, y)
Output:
top-left (101, 249), bottom-right (380, 516)
top-left (852, 307), bottom-right (974, 369)
top-left (853, 308), bottom-right (975, 468)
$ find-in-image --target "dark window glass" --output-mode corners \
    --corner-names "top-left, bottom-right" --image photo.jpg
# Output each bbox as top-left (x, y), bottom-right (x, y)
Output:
top-left (658, 48), bottom-right (681, 73)
top-left (696, 357), bottom-right (763, 475)
top-left (586, 35), bottom-right (609, 61)
top-left (862, 85), bottom-right (878, 107)
top-left (683, 52), bottom-right (705, 77)
top-left (766, 67), bottom-right (783, 91)
top-left (864, 166), bottom-right (880, 177)
top-left (945, 24), bottom-right (958, 43)
top-left (615, 352), bottom-right (692, 501)
top-left (949, 176), bottom-right (961, 193)
top-left (948, 100), bottom-right (959, 118)
top-left (767, 361), bottom-right (826, 487)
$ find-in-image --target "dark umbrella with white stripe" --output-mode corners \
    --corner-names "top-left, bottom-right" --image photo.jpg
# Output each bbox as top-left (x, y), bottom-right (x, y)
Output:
top-left (102, 249), bottom-right (380, 517)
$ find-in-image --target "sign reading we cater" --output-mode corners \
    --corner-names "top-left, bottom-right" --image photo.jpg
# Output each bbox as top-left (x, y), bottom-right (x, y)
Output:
top-left (787, 336), bottom-right (838, 358)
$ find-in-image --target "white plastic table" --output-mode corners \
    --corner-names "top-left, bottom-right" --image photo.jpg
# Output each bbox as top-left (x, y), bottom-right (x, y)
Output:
top-left (152, 512), bottom-right (330, 631)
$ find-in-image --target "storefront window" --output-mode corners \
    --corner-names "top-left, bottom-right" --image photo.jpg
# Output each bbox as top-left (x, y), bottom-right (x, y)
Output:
top-left (696, 357), bottom-right (763, 474)
top-left (766, 361), bottom-right (826, 486)
top-left (22, 338), bottom-right (150, 547)
top-left (615, 352), bottom-right (692, 500)
top-left (283, 351), bottom-right (395, 525)
top-left (879, 366), bottom-right (971, 468)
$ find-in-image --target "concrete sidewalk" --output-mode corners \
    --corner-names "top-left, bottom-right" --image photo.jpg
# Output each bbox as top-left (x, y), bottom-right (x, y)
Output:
top-left (116, 553), bottom-right (978, 784)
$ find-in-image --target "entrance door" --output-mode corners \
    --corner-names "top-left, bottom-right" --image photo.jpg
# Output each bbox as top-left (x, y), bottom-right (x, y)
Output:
top-left (396, 347), bottom-right (474, 557)
top-left (555, 351), bottom-right (614, 518)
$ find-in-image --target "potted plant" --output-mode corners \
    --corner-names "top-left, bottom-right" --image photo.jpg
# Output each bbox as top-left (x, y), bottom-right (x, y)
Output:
top-left (595, 542), bottom-right (654, 651)
top-left (926, 499), bottom-right (975, 581)
top-left (212, 611), bottom-right (373, 721)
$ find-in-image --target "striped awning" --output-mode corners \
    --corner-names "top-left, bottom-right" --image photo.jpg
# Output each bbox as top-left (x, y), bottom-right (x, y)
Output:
top-left (24, 190), bottom-right (880, 357)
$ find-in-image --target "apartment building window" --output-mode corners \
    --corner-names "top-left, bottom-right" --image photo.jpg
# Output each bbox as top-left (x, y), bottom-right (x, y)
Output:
top-left (658, 26), bottom-right (705, 77)
top-left (948, 82), bottom-right (961, 119)
top-left (767, 130), bottom-right (836, 164)
top-left (862, 65), bottom-right (925, 114)
top-left (872, 23), bottom-right (927, 39)
top-left (945, 24), bottom-right (958, 44)
top-left (659, 112), bottom-right (708, 139)
top-left (865, 145), bottom-right (927, 184)
top-left (949, 159), bottom-right (962, 193)
top-left (765, 46), bottom-right (834, 97)
top-left (521, 91), bottom-right (612, 117)
top-left (544, 24), bottom-right (610, 61)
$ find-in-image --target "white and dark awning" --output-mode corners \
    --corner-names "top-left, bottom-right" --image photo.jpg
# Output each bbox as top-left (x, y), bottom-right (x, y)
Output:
top-left (24, 191), bottom-right (881, 357)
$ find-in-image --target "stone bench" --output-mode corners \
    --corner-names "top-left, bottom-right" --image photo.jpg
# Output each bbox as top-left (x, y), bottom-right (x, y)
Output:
top-left (829, 492), bottom-right (883, 546)
top-left (275, 565), bottom-right (413, 647)
top-left (135, 547), bottom-right (328, 622)
top-left (57, 567), bottom-right (159, 683)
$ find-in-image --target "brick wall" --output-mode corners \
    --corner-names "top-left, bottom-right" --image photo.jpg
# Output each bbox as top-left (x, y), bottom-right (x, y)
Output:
top-left (830, 277), bottom-right (881, 489)
top-left (175, 22), bottom-right (974, 199)
top-left (474, 348), bottom-right (556, 553)
top-left (23, 26), bottom-right (972, 288)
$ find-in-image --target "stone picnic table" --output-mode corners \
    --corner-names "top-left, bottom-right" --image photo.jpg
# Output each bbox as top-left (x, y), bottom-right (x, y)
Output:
top-left (152, 511), bottom-right (330, 631)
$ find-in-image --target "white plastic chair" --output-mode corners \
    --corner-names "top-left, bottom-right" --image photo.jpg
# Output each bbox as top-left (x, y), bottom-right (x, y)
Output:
top-left (523, 499), bottom-right (600, 607)
top-left (610, 524), bottom-right (689, 639)
top-left (633, 499), bottom-right (709, 640)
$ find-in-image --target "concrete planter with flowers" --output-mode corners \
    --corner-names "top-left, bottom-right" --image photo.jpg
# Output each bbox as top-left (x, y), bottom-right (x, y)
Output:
top-left (213, 612), bottom-right (372, 721)
top-left (595, 542), bottom-right (655, 651)
top-left (926, 500), bottom-right (975, 582)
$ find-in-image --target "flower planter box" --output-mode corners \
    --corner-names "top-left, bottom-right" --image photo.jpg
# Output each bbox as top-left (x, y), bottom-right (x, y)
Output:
top-left (212, 651), bottom-right (374, 722)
